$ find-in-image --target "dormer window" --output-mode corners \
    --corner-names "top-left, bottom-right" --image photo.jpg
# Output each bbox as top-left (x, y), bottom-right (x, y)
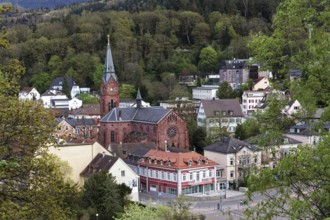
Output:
top-left (160, 160), bottom-right (163, 166)
top-left (222, 111), bottom-right (227, 116)
top-left (148, 158), bottom-right (151, 164)
top-left (205, 159), bottom-right (208, 164)
top-left (168, 161), bottom-right (172, 166)
top-left (188, 160), bottom-right (192, 166)
top-left (228, 110), bottom-right (234, 116)
top-left (197, 159), bottom-right (201, 165)
top-left (154, 160), bottom-right (157, 165)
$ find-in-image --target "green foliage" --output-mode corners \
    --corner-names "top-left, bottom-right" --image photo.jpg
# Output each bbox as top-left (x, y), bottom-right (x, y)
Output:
top-left (191, 127), bottom-right (207, 153)
top-left (198, 46), bottom-right (218, 73)
top-left (62, 77), bottom-right (71, 99)
top-left (77, 93), bottom-right (99, 104)
top-left (81, 172), bottom-right (131, 220)
top-left (216, 82), bottom-right (240, 99)
top-left (119, 83), bottom-right (137, 100)
top-left (234, 118), bottom-right (260, 140)
top-left (246, 135), bottom-right (330, 219)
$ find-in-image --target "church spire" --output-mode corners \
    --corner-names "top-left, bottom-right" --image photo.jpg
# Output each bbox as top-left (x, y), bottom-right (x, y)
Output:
top-left (103, 35), bottom-right (117, 83)
top-left (136, 88), bottom-right (142, 108)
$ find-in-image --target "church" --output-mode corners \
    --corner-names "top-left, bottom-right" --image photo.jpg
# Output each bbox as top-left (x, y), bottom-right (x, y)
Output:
top-left (98, 37), bottom-right (189, 151)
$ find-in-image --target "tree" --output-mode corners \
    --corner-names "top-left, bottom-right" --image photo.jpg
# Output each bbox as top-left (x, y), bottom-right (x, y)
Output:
top-left (246, 135), bottom-right (330, 219)
top-left (234, 118), bottom-right (260, 140)
top-left (77, 93), bottom-right (99, 104)
top-left (216, 82), bottom-right (239, 99)
top-left (119, 83), bottom-right (136, 100)
top-left (116, 203), bottom-right (172, 220)
top-left (81, 172), bottom-right (131, 220)
top-left (0, 6), bottom-right (80, 218)
top-left (62, 77), bottom-right (71, 99)
top-left (191, 127), bottom-right (207, 153)
top-left (198, 46), bottom-right (218, 73)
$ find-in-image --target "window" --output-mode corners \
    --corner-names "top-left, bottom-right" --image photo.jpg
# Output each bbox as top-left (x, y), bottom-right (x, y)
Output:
top-left (230, 171), bottom-right (234, 178)
top-left (197, 160), bottom-right (201, 165)
top-left (174, 173), bottom-right (177, 181)
top-left (230, 158), bottom-right (234, 165)
top-left (162, 172), bottom-right (165, 179)
top-left (188, 160), bottom-right (192, 166)
top-left (229, 118), bottom-right (235, 123)
top-left (167, 172), bottom-right (170, 180)
top-left (65, 126), bottom-right (68, 131)
top-left (154, 160), bottom-right (157, 165)
top-left (149, 169), bottom-right (152, 177)
top-left (155, 171), bottom-right (159, 178)
top-left (168, 161), bottom-right (172, 166)
top-left (205, 159), bottom-right (208, 164)
top-left (183, 173), bottom-right (187, 181)
top-left (75, 128), bottom-right (79, 134)
top-left (203, 171), bottom-right (206, 178)
top-left (121, 170), bottom-right (125, 177)
top-left (209, 170), bottom-right (212, 177)
top-left (111, 131), bottom-right (115, 142)
top-left (196, 172), bottom-right (200, 181)
top-left (190, 172), bottom-right (193, 180)
top-left (216, 170), bottom-right (223, 177)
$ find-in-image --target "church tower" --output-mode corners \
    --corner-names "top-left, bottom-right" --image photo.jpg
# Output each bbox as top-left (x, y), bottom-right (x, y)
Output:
top-left (100, 35), bottom-right (119, 116)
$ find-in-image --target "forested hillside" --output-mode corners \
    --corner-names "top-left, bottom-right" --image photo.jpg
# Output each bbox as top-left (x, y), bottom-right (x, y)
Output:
top-left (1, 0), bottom-right (282, 103)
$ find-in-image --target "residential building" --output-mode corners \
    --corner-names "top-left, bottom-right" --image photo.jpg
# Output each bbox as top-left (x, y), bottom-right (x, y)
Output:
top-left (40, 90), bottom-right (68, 108)
top-left (55, 117), bottom-right (99, 141)
top-left (284, 123), bottom-right (321, 146)
top-left (282, 99), bottom-right (302, 117)
top-left (50, 76), bottom-right (81, 98)
top-left (99, 38), bottom-right (190, 151)
top-left (80, 153), bottom-right (140, 202)
top-left (68, 104), bottom-right (101, 120)
top-left (289, 70), bottom-right (302, 81)
top-left (47, 142), bottom-right (110, 186)
top-left (241, 90), bottom-right (267, 116)
top-left (192, 86), bottom-right (218, 100)
top-left (179, 75), bottom-right (196, 86)
top-left (246, 135), bottom-right (302, 169)
top-left (19, 87), bottom-right (40, 100)
top-left (204, 137), bottom-right (261, 189)
top-left (197, 99), bottom-right (244, 136)
top-left (138, 149), bottom-right (219, 195)
top-left (252, 77), bottom-right (270, 91)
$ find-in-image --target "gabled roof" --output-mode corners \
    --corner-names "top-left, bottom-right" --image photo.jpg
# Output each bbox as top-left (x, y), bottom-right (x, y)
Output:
top-left (80, 153), bottom-right (119, 177)
top-left (100, 107), bottom-right (171, 124)
top-left (138, 149), bottom-right (218, 169)
top-left (204, 137), bottom-right (257, 154)
top-left (68, 104), bottom-right (100, 116)
top-left (200, 99), bottom-right (243, 117)
top-left (21, 87), bottom-right (33, 93)
top-left (41, 89), bottom-right (67, 97)
top-left (57, 118), bottom-right (97, 127)
top-left (50, 76), bottom-right (77, 91)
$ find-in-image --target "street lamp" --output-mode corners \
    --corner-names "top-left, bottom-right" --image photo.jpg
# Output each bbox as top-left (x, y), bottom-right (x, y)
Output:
top-left (96, 213), bottom-right (99, 220)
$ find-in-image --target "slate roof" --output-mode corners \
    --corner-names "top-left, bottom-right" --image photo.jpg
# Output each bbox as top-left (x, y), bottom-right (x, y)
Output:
top-left (220, 59), bottom-right (247, 69)
top-left (50, 76), bottom-right (77, 91)
top-left (80, 153), bottom-right (119, 177)
top-left (138, 149), bottom-right (218, 169)
top-left (288, 70), bottom-right (303, 76)
top-left (103, 40), bottom-right (118, 83)
top-left (57, 118), bottom-right (97, 126)
top-left (68, 104), bottom-right (100, 116)
top-left (200, 99), bottom-right (243, 117)
top-left (204, 137), bottom-right (257, 154)
top-left (100, 107), bottom-right (171, 124)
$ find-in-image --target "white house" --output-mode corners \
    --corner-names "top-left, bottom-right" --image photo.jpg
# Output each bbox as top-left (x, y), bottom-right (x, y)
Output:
top-left (50, 76), bottom-right (81, 98)
top-left (197, 99), bottom-right (244, 136)
top-left (252, 77), bottom-right (271, 91)
top-left (192, 86), bottom-right (218, 100)
top-left (204, 137), bottom-right (261, 190)
top-left (80, 153), bottom-right (140, 202)
top-left (282, 99), bottom-right (302, 117)
top-left (40, 90), bottom-right (68, 108)
top-left (19, 87), bottom-right (40, 100)
top-left (68, 97), bottom-right (83, 110)
top-left (241, 90), bottom-right (267, 116)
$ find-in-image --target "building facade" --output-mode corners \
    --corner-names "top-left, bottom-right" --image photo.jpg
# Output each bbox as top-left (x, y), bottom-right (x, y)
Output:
top-left (138, 149), bottom-right (219, 195)
top-left (241, 90), bottom-right (266, 116)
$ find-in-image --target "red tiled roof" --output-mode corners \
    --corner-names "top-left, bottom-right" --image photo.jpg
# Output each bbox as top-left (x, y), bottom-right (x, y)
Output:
top-left (138, 149), bottom-right (218, 169)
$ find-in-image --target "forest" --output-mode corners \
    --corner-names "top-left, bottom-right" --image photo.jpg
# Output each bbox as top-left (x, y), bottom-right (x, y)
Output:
top-left (0, 0), bottom-right (282, 103)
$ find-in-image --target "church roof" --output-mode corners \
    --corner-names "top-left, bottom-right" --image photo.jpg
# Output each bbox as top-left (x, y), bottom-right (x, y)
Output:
top-left (100, 107), bottom-right (171, 124)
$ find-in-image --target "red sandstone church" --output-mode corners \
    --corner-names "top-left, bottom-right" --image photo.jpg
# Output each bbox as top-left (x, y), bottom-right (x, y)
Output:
top-left (98, 37), bottom-right (189, 151)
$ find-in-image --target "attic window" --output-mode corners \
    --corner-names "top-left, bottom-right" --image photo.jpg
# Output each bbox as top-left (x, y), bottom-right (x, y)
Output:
top-left (148, 158), bottom-right (151, 164)
top-left (222, 111), bottom-right (227, 116)
top-left (154, 160), bottom-right (157, 165)
top-left (160, 160), bottom-right (163, 166)
top-left (168, 161), bottom-right (172, 166)
top-left (228, 111), bottom-right (234, 116)
top-left (197, 159), bottom-right (201, 165)
top-left (188, 160), bottom-right (192, 166)
top-left (205, 159), bottom-right (208, 164)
